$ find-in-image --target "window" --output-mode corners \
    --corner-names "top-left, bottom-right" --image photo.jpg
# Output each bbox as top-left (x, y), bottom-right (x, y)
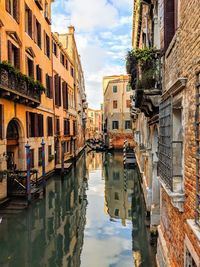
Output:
top-left (126, 100), bottom-right (131, 108)
top-left (113, 100), bottom-right (117, 109)
top-left (30, 149), bottom-right (34, 168)
top-left (35, 19), bottom-right (41, 48)
top-left (126, 84), bottom-right (131, 92)
top-left (64, 141), bottom-right (69, 153)
top-left (25, 4), bottom-right (32, 38)
top-left (125, 120), bottom-right (131, 130)
top-left (38, 147), bottom-right (42, 166)
top-left (48, 145), bottom-right (53, 162)
top-left (62, 82), bottom-right (68, 110)
top-left (0, 104), bottom-right (4, 139)
top-left (36, 65), bottom-right (42, 83)
top-left (65, 59), bottom-right (68, 70)
top-left (60, 53), bottom-right (65, 65)
top-left (64, 119), bottom-right (70, 136)
top-left (53, 42), bottom-right (57, 56)
top-left (112, 121), bottom-right (119, 130)
top-left (7, 41), bottom-right (20, 69)
top-left (6, 0), bottom-right (20, 23)
top-left (54, 74), bottom-right (61, 106)
top-left (47, 116), bottom-right (53, 136)
top-left (73, 121), bottom-right (77, 136)
top-left (114, 192), bottom-right (119, 200)
top-left (46, 74), bottom-right (53, 99)
top-left (44, 32), bottom-right (50, 58)
top-left (55, 117), bottom-right (60, 135)
top-left (164, 0), bottom-right (179, 51)
top-left (70, 66), bottom-right (74, 77)
top-left (113, 85), bottom-right (117, 93)
top-left (26, 112), bottom-right (44, 137)
top-left (27, 57), bottom-right (34, 78)
top-left (114, 209), bottom-right (119, 217)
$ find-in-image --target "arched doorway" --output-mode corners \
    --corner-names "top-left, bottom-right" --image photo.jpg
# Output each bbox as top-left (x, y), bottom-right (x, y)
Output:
top-left (6, 119), bottom-right (24, 171)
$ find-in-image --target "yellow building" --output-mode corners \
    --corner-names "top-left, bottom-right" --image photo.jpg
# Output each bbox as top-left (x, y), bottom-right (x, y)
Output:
top-left (52, 33), bottom-right (76, 163)
top-left (86, 108), bottom-right (102, 140)
top-left (0, 4), bottom-right (87, 201)
top-left (103, 75), bottom-right (133, 149)
top-left (0, 0), bottom-right (54, 200)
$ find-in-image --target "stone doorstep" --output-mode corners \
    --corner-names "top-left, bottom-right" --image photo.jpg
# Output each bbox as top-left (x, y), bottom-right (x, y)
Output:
top-left (159, 176), bottom-right (185, 212)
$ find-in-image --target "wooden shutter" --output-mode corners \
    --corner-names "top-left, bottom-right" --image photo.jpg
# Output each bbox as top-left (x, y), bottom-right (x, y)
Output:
top-left (34, 113), bottom-right (38, 137)
top-left (62, 82), bottom-right (66, 109)
top-left (33, 15), bottom-right (36, 43)
top-left (164, 0), bottom-right (175, 51)
top-left (15, 47), bottom-right (20, 70)
top-left (66, 83), bottom-right (69, 110)
top-left (14, 0), bottom-right (20, 23)
top-left (7, 40), bottom-right (12, 64)
top-left (38, 22), bottom-right (41, 48)
top-left (28, 9), bottom-right (33, 38)
top-left (36, 65), bottom-right (42, 82)
top-left (58, 76), bottom-right (61, 106)
top-left (0, 104), bottom-right (4, 139)
top-left (26, 111), bottom-right (30, 138)
top-left (38, 114), bottom-right (44, 137)
top-left (49, 76), bottom-right (53, 99)
top-left (6, 0), bottom-right (10, 12)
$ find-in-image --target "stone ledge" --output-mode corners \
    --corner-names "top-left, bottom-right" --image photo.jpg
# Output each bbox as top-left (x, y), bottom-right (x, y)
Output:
top-left (159, 176), bottom-right (185, 212)
top-left (187, 219), bottom-right (200, 243)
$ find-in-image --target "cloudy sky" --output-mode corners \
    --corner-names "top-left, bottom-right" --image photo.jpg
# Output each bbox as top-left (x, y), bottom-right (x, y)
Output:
top-left (52, 0), bottom-right (133, 109)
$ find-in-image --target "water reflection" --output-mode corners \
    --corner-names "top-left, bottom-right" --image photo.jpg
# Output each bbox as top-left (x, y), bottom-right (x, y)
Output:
top-left (0, 152), bottom-right (154, 267)
top-left (0, 154), bottom-right (88, 267)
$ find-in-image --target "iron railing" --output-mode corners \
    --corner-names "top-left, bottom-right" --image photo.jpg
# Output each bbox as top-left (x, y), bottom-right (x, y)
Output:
top-left (0, 68), bottom-right (41, 103)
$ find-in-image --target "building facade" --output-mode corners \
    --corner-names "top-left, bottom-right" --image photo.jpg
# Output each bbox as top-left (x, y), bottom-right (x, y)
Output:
top-left (0, 2), bottom-right (87, 201)
top-left (86, 108), bottom-right (102, 141)
top-left (130, 0), bottom-right (200, 266)
top-left (103, 75), bottom-right (133, 149)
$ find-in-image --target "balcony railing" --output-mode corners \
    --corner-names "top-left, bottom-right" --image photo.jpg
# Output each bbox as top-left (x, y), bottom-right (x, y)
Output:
top-left (0, 63), bottom-right (43, 107)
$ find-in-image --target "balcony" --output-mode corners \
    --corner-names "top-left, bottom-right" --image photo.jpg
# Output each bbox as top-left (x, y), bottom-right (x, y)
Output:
top-left (0, 62), bottom-right (44, 107)
top-left (35, 0), bottom-right (43, 10)
top-left (126, 48), bottom-right (162, 117)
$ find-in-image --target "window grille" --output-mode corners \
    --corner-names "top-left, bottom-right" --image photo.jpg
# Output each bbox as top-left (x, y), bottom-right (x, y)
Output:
top-left (159, 97), bottom-right (172, 189)
top-left (195, 71), bottom-right (200, 226)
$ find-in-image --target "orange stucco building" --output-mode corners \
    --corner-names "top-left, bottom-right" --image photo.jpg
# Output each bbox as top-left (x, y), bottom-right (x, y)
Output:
top-left (0, 1), bottom-right (87, 201)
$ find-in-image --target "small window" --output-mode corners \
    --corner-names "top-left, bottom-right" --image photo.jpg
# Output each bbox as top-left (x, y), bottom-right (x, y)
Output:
top-left (25, 4), bottom-right (32, 38)
top-left (126, 84), bottom-right (131, 92)
top-left (44, 32), bottom-right (50, 58)
top-left (30, 149), bottom-right (34, 168)
top-left (38, 147), bottom-right (42, 166)
top-left (70, 66), bottom-right (74, 77)
top-left (113, 85), bottom-right (117, 93)
top-left (27, 57), bottom-right (34, 78)
top-left (60, 53), bottom-right (65, 65)
top-left (65, 59), bottom-right (68, 70)
top-left (114, 192), bottom-right (119, 200)
top-left (114, 209), bottom-right (119, 217)
top-left (125, 120), bottom-right (131, 130)
top-left (47, 116), bottom-right (53, 136)
top-left (36, 64), bottom-right (42, 83)
top-left (126, 100), bottom-right (131, 108)
top-left (113, 100), bottom-right (117, 109)
top-left (112, 121), bottom-right (119, 130)
top-left (64, 119), bottom-right (70, 136)
top-left (53, 42), bottom-right (57, 56)
top-left (55, 117), bottom-right (60, 135)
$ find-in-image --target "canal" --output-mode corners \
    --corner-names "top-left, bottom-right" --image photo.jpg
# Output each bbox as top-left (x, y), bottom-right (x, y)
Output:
top-left (0, 152), bottom-right (155, 267)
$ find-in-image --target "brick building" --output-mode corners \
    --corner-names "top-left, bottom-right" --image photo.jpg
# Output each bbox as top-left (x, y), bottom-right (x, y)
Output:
top-left (130, 0), bottom-right (200, 266)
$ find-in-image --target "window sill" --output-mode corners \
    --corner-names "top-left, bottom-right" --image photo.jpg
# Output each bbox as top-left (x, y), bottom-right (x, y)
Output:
top-left (159, 176), bottom-right (185, 212)
top-left (187, 219), bottom-right (200, 243)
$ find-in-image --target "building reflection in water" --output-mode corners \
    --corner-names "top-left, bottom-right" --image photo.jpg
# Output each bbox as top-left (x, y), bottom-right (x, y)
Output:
top-left (103, 152), bottom-right (154, 267)
top-left (0, 153), bottom-right (88, 267)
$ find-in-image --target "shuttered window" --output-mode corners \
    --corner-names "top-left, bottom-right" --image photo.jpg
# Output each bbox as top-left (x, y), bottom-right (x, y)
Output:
top-left (25, 4), bottom-right (32, 38)
top-left (164, 0), bottom-right (178, 51)
top-left (27, 57), bottom-right (34, 78)
top-left (46, 74), bottom-right (53, 99)
top-left (55, 117), bottom-right (60, 135)
top-left (62, 82), bottom-right (68, 110)
top-left (38, 147), bottom-right (42, 166)
top-left (6, 0), bottom-right (20, 23)
top-left (26, 112), bottom-right (44, 137)
top-left (7, 41), bottom-right (20, 70)
top-left (113, 100), bottom-right (117, 109)
top-left (36, 65), bottom-right (42, 83)
top-left (44, 32), bottom-right (50, 58)
top-left (0, 104), bottom-right (4, 139)
top-left (47, 116), bottom-right (53, 136)
top-left (34, 18), bottom-right (41, 48)
top-left (64, 119), bottom-right (70, 136)
top-left (54, 74), bottom-right (61, 106)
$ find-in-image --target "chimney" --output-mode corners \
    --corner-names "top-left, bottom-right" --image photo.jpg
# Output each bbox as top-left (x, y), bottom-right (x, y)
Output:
top-left (68, 25), bottom-right (75, 34)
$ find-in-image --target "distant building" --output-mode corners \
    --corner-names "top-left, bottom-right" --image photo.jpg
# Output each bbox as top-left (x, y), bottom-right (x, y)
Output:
top-left (86, 108), bottom-right (102, 140)
top-left (103, 75), bottom-right (133, 149)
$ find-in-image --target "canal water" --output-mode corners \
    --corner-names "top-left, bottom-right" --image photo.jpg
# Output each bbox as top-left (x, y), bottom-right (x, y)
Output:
top-left (0, 152), bottom-right (155, 267)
